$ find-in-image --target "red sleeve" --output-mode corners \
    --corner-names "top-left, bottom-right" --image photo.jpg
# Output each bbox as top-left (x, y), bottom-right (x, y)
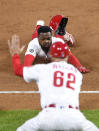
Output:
top-left (32, 25), bottom-right (41, 39)
top-left (68, 52), bottom-right (82, 68)
top-left (12, 54), bottom-right (23, 77)
top-left (24, 54), bottom-right (35, 66)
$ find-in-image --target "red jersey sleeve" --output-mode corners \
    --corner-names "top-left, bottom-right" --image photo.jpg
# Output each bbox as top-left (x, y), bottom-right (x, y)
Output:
top-left (12, 54), bottom-right (23, 77)
top-left (32, 25), bottom-right (41, 40)
top-left (12, 54), bottom-right (35, 77)
top-left (68, 52), bottom-right (82, 68)
top-left (24, 54), bottom-right (35, 66)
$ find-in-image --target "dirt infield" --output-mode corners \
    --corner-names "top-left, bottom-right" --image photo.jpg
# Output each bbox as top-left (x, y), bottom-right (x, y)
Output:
top-left (0, 0), bottom-right (99, 110)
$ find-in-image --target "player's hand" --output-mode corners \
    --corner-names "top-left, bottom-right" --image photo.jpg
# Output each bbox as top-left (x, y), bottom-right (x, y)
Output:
top-left (77, 66), bottom-right (90, 73)
top-left (8, 34), bottom-right (25, 56)
top-left (64, 33), bottom-right (70, 42)
top-left (64, 32), bottom-right (75, 47)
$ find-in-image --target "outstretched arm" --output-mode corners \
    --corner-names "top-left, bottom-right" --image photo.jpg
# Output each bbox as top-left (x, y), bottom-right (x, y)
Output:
top-left (68, 52), bottom-right (90, 73)
top-left (8, 34), bottom-right (25, 76)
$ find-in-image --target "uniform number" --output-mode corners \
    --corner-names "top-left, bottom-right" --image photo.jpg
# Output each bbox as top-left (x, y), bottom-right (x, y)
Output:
top-left (53, 71), bottom-right (75, 90)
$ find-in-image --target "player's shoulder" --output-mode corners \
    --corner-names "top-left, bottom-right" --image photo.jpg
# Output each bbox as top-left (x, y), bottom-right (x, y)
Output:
top-left (52, 36), bottom-right (64, 43)
top-left (29, 63), bottom-right (49, 72)
top-left (28, 38), bottom-right (40, 49)
top-left (28, 38), bottom-right (39, 45)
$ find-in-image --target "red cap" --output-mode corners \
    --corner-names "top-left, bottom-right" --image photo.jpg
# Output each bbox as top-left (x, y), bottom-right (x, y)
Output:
top-left (50, 42), bottom-right (69, 58)
top-left (49, 15), bottom-right (63, 31)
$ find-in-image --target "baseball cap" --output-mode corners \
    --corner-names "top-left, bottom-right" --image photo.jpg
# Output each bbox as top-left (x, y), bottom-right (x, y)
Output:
top-left (50, 42), bottom-right (69, 58)
top-left (49, 15), bottom-right (68, 32)
top-left (49, 15), bottom-right (63, 31)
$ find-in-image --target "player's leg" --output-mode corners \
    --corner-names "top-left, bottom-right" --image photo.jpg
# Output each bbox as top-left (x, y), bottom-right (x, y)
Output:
top-left (16, 114), bottom-right (41, 131)
top-left (74, 110), bottom-right (99, 131)
top-left (81, 119), bottom-right (99, 131)
top-left (16, 109), bottom-right (56, 131)
top-left (62, 109), bottom-right (98, 131)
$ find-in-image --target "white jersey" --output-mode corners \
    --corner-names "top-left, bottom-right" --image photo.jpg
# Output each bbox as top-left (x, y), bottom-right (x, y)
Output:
top-left (18, 62), bottom-right (99, 131)
top-left (23, 61), bottom-right (82, 109)
top-left (25, 37), bottom-right (65, 58)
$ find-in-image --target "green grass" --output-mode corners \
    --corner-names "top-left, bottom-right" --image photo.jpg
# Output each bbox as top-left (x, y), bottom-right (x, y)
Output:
top-left (82, 110), bottom-right (99, 127)
top-left (0, 110), bottom-right (39, 131)
top-left (0, 110), bottom-right (99, 131)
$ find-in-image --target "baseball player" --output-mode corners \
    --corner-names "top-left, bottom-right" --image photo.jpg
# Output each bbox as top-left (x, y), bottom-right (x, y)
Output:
top-left (32, 15), bottom-right (75, 47)
top-left (24, 26), bottom-right (90, 74)
top-left (8, 37), bottom-right (99, 131)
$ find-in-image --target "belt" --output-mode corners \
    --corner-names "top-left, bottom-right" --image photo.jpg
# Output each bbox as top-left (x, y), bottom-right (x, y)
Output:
top-left (45, 104), bottom-right (79, 109)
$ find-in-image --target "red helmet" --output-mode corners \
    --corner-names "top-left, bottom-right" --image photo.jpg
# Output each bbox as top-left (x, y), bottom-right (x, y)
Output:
top-left (49, 15), bottom-right (63, 32)
top-left (50, 42), bottom-right (69, 58)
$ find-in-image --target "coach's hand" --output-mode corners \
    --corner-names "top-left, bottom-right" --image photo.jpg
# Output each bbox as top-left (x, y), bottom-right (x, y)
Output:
top-left (8, 34), bottom-right (25, 56)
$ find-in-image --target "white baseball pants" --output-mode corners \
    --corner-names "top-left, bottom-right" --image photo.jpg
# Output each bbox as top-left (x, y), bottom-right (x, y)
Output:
top-left (16, 108), bottom-right (99, 131)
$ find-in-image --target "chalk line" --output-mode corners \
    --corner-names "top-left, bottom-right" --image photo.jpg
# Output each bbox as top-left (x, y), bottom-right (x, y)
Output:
top-left (0, 91), bottom-right (99, 94)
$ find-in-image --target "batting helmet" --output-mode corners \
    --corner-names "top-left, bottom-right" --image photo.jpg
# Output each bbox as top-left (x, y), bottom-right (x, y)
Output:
top-left (49, 15), bottom-right (68, 34)
top-left (49, 15), bottom-right (63, 31)
top-left (50, 42), bottom-right (69, 58)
